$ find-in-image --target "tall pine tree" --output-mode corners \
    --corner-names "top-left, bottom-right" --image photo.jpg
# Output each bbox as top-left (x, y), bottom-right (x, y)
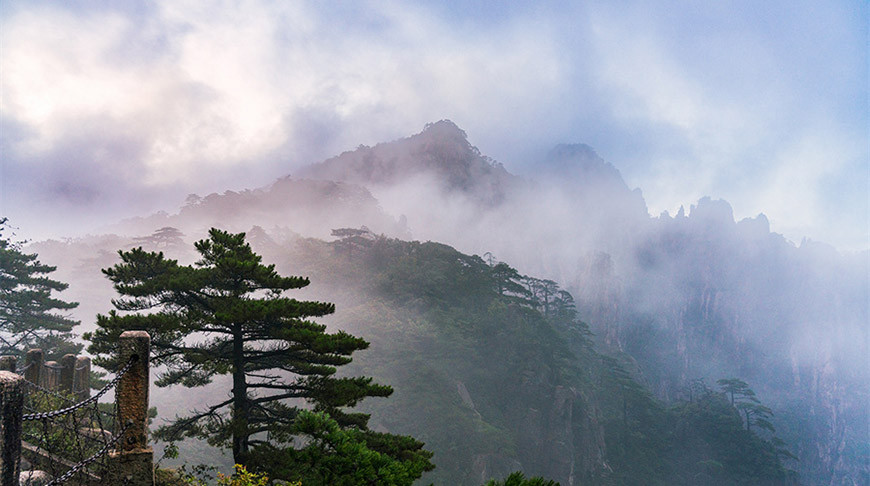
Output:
top-left (85, 228), bottom-right (432, 479)
top-left (0, 218), bottom-right (80, 359)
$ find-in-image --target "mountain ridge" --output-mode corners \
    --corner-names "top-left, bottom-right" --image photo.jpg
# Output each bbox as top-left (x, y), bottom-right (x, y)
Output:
top-left (25, 120), bottom-right (869, 485)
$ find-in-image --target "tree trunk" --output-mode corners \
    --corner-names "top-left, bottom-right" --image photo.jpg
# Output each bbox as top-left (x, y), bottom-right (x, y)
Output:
top-left (232, 325), bottom-right (249, 465)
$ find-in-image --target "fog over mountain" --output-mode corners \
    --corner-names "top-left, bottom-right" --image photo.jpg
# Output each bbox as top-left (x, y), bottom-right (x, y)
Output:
top-left (22, 121), bottom-right (868, 484)
top-left (2, 1), bottom-right (867, 251)
top-left (3, 2), bottom-right (867, 484)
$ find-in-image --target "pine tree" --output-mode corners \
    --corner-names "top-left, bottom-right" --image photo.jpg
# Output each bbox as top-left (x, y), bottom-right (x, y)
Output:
top-left (0, 218), bottom-right (80, 359)
top-left (717, 378), bottom-right (776, 433)
top-left (85, 228), bottom-right (432, 477)
top-left (716, 377), bottom-right (755, 407)
top-left (130, 226), bottom-right (186, 251)
top-left (251, 410), bottom-right (432, 486)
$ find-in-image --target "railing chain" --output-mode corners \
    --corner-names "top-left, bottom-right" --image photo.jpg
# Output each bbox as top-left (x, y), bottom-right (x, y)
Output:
top-left (23, 355), bottom-right (137, 422)
top-left (42, 420), bottom-right (133, 486)
top-left (21, 379), bottom-right (76, 404)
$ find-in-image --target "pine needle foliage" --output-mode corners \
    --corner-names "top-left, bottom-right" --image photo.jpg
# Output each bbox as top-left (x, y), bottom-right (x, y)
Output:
top-left (0, 217), bottom-right (80, 359)
top-left (85, 228), bottom-right (431, 477)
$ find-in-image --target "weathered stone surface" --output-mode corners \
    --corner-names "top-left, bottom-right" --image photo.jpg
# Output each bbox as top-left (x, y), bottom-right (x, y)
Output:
top-left (73, 357), bottom-right (90, 402)
top-left (41, 362), bottom-right (59, 390)
top-left (105, 449), bottom-right (154, 486)
top-left (456, 381), bottom-right (482, 418)
top-left (545, 385), bottom-right (575, 482)
top-left (23, 351), bottom-right (41, 386)
top-left (59, 355), bottom-right (76, 394)
top-left (18, 469), bottom-right (48, 486)
top-left (117, 331), bottom-right (150, 451)
top-left (0, 357), bottom-right (16, 373)
top-left (1, 371), bottom-right (24, 486)
top-left (108, 331), bottom-right (153, 486)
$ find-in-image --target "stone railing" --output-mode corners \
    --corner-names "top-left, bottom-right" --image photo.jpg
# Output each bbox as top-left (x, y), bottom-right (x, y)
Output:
top-left (0, 331), bottom-right (154, 486)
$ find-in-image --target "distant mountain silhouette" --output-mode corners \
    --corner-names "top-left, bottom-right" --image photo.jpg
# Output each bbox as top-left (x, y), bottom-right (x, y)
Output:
top-left (41, 120), bottom-right (867, 485)
top-left (299, 120), bottom-right (521, 205)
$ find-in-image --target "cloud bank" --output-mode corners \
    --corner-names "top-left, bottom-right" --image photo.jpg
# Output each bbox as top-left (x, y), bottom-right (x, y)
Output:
top-left (1, 0), bottom-right (866, 249)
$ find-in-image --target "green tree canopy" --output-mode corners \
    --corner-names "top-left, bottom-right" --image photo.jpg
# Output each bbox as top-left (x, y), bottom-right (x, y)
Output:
top-left (483, 471), bottom-right (559, 486)
top-left (131, 226), bottom-right (186, 251)
top-left (0, 217), bottom-right (80, 359)
top-left (716, 378), bottom-right (756, 407)
top-left (716, 377), bottom-right (775, 433)
top-left (85, 228), bottom-right (432, 478)
top-left (251, 410), bottom-right (432, 486)
top-left (672, 379), bottom-right (798, 483)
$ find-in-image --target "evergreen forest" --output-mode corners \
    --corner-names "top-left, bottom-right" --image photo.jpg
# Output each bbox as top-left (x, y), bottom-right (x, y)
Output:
top-left (1, 220), bottom-right (802, 485)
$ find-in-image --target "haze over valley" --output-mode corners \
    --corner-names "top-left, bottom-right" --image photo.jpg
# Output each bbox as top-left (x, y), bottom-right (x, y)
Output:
top-left (1, 2), bottom-right (867, 485)
top-left (12, 121), bottom-right (867, 484)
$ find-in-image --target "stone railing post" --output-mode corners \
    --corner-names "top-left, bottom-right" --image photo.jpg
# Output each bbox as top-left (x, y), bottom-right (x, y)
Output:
top-left (0, 371), bottom-right (23, 486)
top-left (59, 354), bottom-right (77, 394)
top-left (0, 357), bottom-right (15, 373)
top-left (41, 362), bottom-right (60, 390)
top-left (106, 331), bottom-right (153, 486)
top-left (24, 350), bottom-right (42, 386)
top-left (73, 357), bottom-right (91, 402)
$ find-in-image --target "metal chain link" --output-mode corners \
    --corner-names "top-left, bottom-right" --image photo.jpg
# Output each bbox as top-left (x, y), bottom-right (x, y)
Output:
top-left (23, 355), bottom-right (137, 422)
top-left (42, 419), bottom-right (133, 486)
top-left (21, 379), bottom-right (76, 404)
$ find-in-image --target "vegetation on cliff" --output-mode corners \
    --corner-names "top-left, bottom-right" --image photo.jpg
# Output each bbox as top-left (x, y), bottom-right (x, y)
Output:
top-left (261, 230), bottom-right (798, 485)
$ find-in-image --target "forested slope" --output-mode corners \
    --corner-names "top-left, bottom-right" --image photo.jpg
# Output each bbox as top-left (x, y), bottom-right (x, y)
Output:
top-left (258, 231), bottom-right (799, 485)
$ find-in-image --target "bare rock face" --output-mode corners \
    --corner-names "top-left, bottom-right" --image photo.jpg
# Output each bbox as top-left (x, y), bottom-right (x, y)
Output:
top-left (471, 454), bottom-right (523, 485)
top-left (514, 366), bottom-right (607, 485)
top-left (543, 386), bottom-right (577, 482)
top-left (796, 345), bottom-right (869, 486)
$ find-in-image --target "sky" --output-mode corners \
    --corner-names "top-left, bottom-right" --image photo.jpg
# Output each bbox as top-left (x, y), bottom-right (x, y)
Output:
top-left (1, 0), bottom-right (867, 250)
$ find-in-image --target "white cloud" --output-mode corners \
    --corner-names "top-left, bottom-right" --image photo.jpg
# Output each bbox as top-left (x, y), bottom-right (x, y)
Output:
top-left (0, 0), bottom-right (865, 249)
top-left (2, 10), bottom-right (145, 147)
top-left (584, 3), bottom-right (867, 249)
top-left (1, 1), bottom-right (566, 187)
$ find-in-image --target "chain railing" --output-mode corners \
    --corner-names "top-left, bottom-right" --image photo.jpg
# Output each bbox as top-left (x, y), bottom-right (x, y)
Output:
top-left (16, 355), bottom-right (133, 485)
top-left (23, 356), bottom-right (134, 421)
top-left (36, 421), bottom-right (132, 486)
top-left (0, 331), bottom-right (154, 486)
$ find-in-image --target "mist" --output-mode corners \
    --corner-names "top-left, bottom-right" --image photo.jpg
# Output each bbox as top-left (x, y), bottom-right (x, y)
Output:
top-left (2, 1), bottom-right (867, 249)
top-left (3, 0), bottom-right (868, 483)
top-left (16, 119), bottom-right (866, 482)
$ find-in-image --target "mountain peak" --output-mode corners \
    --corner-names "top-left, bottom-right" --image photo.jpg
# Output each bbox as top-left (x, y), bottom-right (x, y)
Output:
top-left (548, 143), bottom-right (600, 161)
top-left (421, 119), bottom-right (468, 141)
top-left (298, 121), bottom-right (518, 203)
top-left (539, 143), bottom-right (632, 193)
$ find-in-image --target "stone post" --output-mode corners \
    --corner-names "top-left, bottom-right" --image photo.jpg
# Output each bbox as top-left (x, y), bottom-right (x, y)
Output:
top-left (59, 354), bottom-right (77, 394)
top-left (0, 371), bottom-right (23, 486)
top-left (73, 357), bottom-right (91, 402)
top-left (106, 331), bottom-right (153, 486)
top-left (41, 362), bottom-right (59, 390)
top-left (23, 350), bottom-right (42, 386)
top-left (0, 357), bottom-right (15, 373)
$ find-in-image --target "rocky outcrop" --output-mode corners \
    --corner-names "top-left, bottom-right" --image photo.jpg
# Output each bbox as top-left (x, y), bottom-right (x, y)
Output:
top-left (299, 120), bottom-right (520, 205)
top-left (514, 367), bottom-right (607, 485)
top-left (471, 454), bottom-right (524, 485)
top-left (579, 201), bottom-right (869, 483)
